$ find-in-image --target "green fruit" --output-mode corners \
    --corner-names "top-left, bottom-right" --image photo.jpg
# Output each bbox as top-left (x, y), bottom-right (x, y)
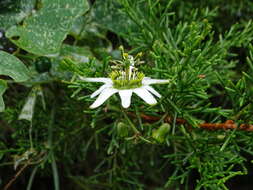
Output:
top-left (35, 57), bottom-right (52, 73)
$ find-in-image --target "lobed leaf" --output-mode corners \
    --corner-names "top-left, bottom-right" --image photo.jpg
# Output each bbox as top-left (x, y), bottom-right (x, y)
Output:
top-left (0, 0), bottom-right (36, 30)
top-left (0, 80), bottom-right (7, 112)
top-left (0, 50), bottom-right (30, 82)
top-left (92, 0), bottom-right (137, 36)
top-left (6, 0), bottom-right (89, 56)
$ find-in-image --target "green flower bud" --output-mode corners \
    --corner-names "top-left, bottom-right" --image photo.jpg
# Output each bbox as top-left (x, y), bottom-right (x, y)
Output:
top-left (152, 123), bottom-right (171, 143)
top-left (117, 122), bottom-right (129, 138)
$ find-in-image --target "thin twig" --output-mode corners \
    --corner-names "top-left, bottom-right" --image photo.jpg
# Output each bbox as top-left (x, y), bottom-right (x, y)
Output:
top-left (3, 151), bottom-right (46, 190)
top-left (3, 163), bottom-right (29, 190)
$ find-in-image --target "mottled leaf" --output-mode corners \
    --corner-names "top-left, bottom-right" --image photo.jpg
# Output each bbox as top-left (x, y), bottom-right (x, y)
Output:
top-left (0, 0), bottom-right (36, 30)
top-left (0, 50), bottom-right (30, 82)
top-left (92, 0), bottom-right (137, 36)
top-left (70, 15), bottom-right (104, 40)
top-left (0, 80), bottom-right (7, 112)
top-left (6, 0), bottom-right (89, 56)
top-left (60, 44), bottom-right (92, 63)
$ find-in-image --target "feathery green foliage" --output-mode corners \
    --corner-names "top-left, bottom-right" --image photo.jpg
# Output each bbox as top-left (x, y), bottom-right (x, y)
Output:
top-left (1, 0), bottom-right (253, 189)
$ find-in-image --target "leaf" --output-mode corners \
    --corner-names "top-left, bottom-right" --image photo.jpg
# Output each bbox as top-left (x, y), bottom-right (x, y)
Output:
top-left (0, 80), bottom-right (7, 112)
top-left (0, 50), bottom-right (30, 112)
top-left (92, 0), bottom-right (137, 36)
top-left (60, 44), bottom-right (92, 63)
top-left (6, 0), bottom-right (89, 56)
top-left (0, 50), bottom-right (30, 82)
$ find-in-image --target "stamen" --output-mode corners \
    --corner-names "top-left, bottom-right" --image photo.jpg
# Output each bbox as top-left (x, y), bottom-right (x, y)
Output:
top-left (109, 51), bottom-right (145, 89)
top-left (110, 69), bottom-right (145, 90)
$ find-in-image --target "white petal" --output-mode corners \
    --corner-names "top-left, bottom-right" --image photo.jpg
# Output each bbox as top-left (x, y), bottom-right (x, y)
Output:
top-left (90, 84), bottom-right (112, 98)
top-left (79, 76), bottom-right (112, 84)
top-left (90, 88), bottom-right (118, 109)
top-left (133, 87), bottom-right (157, 105)
top-left (142, 77), bottom-right (170, 85)
top-left (118, 90), bottom-right (133, 108)
top-left (144, 85), bottom-right (161, 98)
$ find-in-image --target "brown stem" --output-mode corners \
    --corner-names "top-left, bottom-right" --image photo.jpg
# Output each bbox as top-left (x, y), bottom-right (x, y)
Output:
top-left (3, 163), bottom-right (29, 190)
top-left (3, 151), bottom-right (46, 190)
top-left (129, 113), bottom-right (253, 132)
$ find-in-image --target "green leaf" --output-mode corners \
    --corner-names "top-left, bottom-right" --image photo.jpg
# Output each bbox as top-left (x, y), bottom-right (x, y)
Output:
top-left (60, 44), bottom-right (92, 63)
top-left (0, 0), bottom-right (36, 30)
top-left (0, 51), bottom-right (30, 112)
top-left (0, 80), bottom-right (7, 112)
top-left (92, 0), bottom-right (137, 36)
top-left (6, 0), bottom-right (89, 56)
top-left (0, 50), bottom-right (30, 82)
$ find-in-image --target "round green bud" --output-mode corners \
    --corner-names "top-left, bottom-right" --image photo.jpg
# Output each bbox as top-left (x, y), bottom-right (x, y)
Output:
top-left (117, 122), bottom-right (129, 138)
top-left (152, 123), bottom-right (171, 143)
top-left (35, 57), bottom-right (52, 73)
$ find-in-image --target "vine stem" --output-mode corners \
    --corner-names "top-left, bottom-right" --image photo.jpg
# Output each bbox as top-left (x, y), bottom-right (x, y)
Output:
top-left (3, 163), bottom-right (29, 190)
top-left (128, 113), bottom-right (253, 131)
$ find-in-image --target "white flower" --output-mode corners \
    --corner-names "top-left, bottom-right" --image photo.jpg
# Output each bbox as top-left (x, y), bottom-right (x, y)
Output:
top-left (79, 51), bottom-right (169, 109)
top-left (80, 76), bottom-right (169, 109)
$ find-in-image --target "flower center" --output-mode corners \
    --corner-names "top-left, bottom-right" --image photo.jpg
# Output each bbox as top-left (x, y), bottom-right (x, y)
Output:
top-left (109, 69), bottom-right (145, 90)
